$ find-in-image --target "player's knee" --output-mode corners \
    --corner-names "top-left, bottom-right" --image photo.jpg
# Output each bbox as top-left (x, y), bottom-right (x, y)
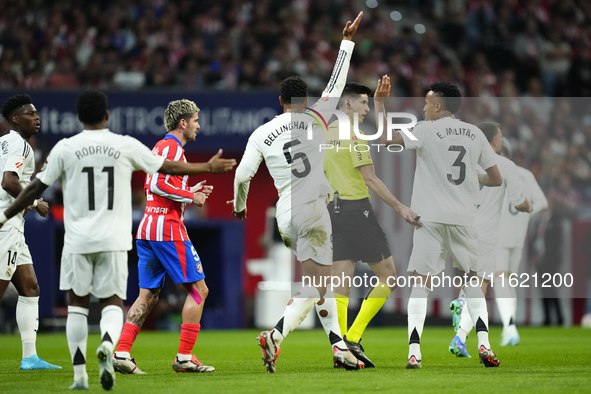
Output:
top-left (200, 285), bottom-right (209, 300)
top-left (23, 282), bottom-right (40, 297)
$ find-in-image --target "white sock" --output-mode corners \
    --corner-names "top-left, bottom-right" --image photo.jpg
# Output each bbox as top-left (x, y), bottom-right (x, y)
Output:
top-left (272, 286), bottom-right (320, 346)
top-left (116, 351), bottom-right (130, 359)
top-left (463, 285), bottom-right (490, 350)
top-left (16, 296), bottom-right (39, 359)
top-left (100, 305), bottom-right (124, 353)
top-left (67, 306), bottom-right (89, 382)
top-left (407, 285), bottom-right (430, 360)
top-left (315, 291), bottom-right (347, 349)
top-left (177, 353), bottom-right (192, 361)
top-left (457, 307), bottom-right (474, 343)
top-left (493, 275), bottom-right (515, 332)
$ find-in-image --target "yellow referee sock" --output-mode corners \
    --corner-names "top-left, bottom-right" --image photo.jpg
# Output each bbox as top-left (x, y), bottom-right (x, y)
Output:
top-left (346, 283), bottom-right (391, 343)
top-left (334, 293), bottom-right (349, 336)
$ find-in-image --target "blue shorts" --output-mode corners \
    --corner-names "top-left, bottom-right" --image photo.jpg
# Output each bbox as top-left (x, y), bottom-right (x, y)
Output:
top-left (137, 240), bottom-right (205, 289)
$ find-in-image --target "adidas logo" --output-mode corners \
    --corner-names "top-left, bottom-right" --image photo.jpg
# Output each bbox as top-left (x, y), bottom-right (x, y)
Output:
top-left (363, 210), bottom-right (369, 218)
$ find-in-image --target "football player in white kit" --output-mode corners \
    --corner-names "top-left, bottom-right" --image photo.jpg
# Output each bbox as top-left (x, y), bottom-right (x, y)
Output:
top-left (0, 94), bottom-right (60, 370)
top-left (231, 12), bottom-right (365, 372)
top-left (448, 122), bottom-right (533, 358)
top-left (380, 82), bottom-right (503, 369)
top-left (0, 90), bottom-right (236, 390)
top-left (495, 138), bottom-right (547, 346)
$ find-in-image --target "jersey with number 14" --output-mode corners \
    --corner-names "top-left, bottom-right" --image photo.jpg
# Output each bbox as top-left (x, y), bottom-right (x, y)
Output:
top-left (136, 135), bottom-right (193, 242)
top-left (401, 117), bottom-right (498, 226)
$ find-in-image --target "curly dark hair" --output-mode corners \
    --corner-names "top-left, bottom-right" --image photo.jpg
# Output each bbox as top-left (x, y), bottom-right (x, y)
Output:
top-left (430, 81), bottom-right (462, 113)
top-left (1, 94), bottom-right (33, 120)
top-left (280, 75), bottom-right (308, 105)
top-left (76, 89), bottom-right (108, 125)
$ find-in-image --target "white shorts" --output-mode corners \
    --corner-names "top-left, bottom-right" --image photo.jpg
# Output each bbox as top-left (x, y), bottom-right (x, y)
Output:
top-left (474, 241), bottom-right (497, 279)
top-left (496, 247), bottom-right (523, 274)
top-left (276, 196), bottom-right (332, 266)
top-left (60, 251), bottom-right (128, 299)
top-left (407, 222), bottom-right (478, 276)
top-left (0, 228), bottom-right (33, 281)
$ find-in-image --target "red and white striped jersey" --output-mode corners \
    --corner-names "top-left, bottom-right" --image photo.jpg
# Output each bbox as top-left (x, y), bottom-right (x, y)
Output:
top-left (136, 134), bottom-right (193, 242)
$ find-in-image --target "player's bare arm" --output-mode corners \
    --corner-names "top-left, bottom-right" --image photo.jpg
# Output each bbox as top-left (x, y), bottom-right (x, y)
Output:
top-left (159, 149), bottom-right (236, 175)
top-left (342, 11), bottom-right (363, 41)
top-left (207, 149), bottom-right (237, 173)
top-left (358, 164), bottom-right (421, 227)
top-left (515, 197), bottom-right (533, 213)
top-left (1, 172), bottom-right (48, 218)
top-left (1, 171), bottom-right (23, 199)
top-left (478, 165), bottom-right (502, 187)
top-left (0, 178), bottom-right (49, 229)
top-left (374, 75), bottom-right (406, 147)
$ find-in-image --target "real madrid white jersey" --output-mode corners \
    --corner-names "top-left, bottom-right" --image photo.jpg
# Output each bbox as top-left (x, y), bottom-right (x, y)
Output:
top-left (498, 165), bottom-right (547, 248)
top-left (401, 117), bottom-right (498, 226)
top-left (0, 130), bottom-right (35, 233)
top-left (476, 154), bottom-right (526, 247)
top-left (36, 129), bottom-right (165, 254)
top-left (233, 40), bottom-right (355, 217)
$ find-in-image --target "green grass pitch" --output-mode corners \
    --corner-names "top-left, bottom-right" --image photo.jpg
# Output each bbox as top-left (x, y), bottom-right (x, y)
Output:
top-left (1, 327), bottom-right (590, 393)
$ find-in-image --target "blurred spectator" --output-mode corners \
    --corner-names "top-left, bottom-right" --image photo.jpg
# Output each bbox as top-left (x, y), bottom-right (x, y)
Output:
top-left (541, 30), bottom-right (572, 96)
top-left (513, 21), bottom-right (544, 91)
top-left (113, 54), bottom-right (146, 90)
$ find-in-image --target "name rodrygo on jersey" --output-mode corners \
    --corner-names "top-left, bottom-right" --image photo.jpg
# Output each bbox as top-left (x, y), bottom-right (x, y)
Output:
top-left (36, 129), bottom-right (165, 254)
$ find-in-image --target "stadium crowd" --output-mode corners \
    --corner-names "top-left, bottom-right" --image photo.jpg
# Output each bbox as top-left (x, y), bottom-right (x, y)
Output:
top-left (1, 0), bottom-right (591, 218)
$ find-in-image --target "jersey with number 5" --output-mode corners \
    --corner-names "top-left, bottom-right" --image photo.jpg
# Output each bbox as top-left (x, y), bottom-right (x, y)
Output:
top-left (233, 40), bottom-right (355, 217)
top-left (36, 129), bottom-right (165, 254)
top-left (401, 117), bottom-right (498, 226)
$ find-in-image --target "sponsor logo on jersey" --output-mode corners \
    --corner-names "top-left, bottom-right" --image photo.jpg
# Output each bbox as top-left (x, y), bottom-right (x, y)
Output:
top-left (145, 206), bottom-right (168, 214)
top-left (15, 159), bottom-right (24, 168)
top-left (363, 210), bottom-right (369, 218)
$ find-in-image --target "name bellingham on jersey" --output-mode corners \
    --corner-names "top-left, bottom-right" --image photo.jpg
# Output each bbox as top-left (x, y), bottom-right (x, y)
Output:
top-left (263, 121), bottom-right (308, 146)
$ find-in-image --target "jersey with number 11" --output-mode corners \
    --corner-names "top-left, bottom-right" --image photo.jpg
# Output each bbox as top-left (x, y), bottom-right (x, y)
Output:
top-left (36, 129), bottom-right (165, 254)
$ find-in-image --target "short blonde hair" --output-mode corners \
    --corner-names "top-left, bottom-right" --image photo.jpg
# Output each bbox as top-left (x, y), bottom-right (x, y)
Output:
top-left (164, 99), bottom-right (200, 132)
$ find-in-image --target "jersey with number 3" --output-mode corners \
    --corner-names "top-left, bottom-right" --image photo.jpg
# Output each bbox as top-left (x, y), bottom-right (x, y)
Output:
top-left (36, 129), bottom-right (165, 254)
top-left (401, 117), bottom-right (498, 226)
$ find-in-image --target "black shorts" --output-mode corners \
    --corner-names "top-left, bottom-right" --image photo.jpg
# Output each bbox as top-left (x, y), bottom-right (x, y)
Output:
top-left (328, 198), bottom-right (392, 263)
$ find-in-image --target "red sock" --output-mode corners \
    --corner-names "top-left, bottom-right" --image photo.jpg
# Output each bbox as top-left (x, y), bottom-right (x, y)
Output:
top-left (116, 323), bottom-right (141, 353)
top-left (178, 323), bottom-right (200, 355)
